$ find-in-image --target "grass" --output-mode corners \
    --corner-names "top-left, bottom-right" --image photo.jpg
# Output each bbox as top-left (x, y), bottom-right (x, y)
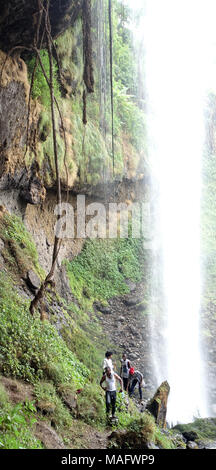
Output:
top-left (0, 213), bottom-right (44, 279)
top-left (0, 271), bottom-right (88, 387)
top-left (34, 381), bottom-right (73, 430)
top-left (78, 382), bottom-right (106, 427)
top-left (109, 398), bottom-right (176, 449)
top-left (174, 418), bottom-right (216, 441)
top-left (66, 237), bottom-right (144, 311)
top-left (0, 383), bottom-right (42, 449)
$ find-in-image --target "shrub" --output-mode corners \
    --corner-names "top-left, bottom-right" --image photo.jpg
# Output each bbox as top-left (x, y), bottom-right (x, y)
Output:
top-left (34, 382), bottom-right (73, 429)
top-left (66, 237), bottom-right (144, 310)
top-left (0, 272), bottom-right (88, 387)
top-left (0, 213), bottom-right (43, 278)
top-left (0, 394), bottom-right (42, 449)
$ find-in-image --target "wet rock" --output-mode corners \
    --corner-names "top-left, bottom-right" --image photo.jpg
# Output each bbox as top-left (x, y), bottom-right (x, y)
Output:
top-left (0, 0), bottom-right (82, 53)
top-left (187, 441), bottom-right (199, 449)
top-left (20, 178), bottom-right (46, 205)
top-left (108, 429), bottom-right (151, 449)
top-left (125, 280), bottom-right (137, 292)
top-left (123, 297), bottom-right (139, 307)
top-left (26, 270), bottom-right (41, 291)
top-left (145, 441), bottom-right (160, 449)
top-left (197, 439), bottom-right (216, 449)
top-left (182, 430), bottom-right (198, 442)
top-left (0, 238), bottom-right (4, 252)
top-left (146, 381), bottom-right (170, 428)
top-left (35, 421), bottom-right (65, 449)
top-left (94, 302), bottom-right (112, 315)
top-left (59, 388), bottom-right (78, 418)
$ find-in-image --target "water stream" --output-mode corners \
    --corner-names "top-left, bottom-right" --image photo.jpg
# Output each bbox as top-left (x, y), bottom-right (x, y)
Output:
top-left (127, 0), bottom-right (216, 423)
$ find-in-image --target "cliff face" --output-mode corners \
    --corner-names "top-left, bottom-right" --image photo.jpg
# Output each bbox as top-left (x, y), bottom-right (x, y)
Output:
top-left (0, 1), bottom-right (83, 194)
top-left (0, 0), bottom-right (146, 197)
top-left (0, 0), bottom-right (83, 52)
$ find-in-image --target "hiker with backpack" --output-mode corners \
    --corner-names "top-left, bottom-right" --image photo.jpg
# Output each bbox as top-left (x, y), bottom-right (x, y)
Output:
top-left (127, 367), bottom-right (145, 402)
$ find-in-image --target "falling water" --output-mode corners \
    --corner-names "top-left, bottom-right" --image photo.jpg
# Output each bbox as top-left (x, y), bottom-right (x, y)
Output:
top-left (126, 0), bottom-right (216, 423)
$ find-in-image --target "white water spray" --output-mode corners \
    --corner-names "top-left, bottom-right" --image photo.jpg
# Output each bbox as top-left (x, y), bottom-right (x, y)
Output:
top-left (127, 0), bottom-right (216, 423)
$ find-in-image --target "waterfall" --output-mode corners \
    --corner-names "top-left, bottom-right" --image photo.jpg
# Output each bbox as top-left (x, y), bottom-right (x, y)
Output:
top-left (126, 0), bottom-right (216, 423)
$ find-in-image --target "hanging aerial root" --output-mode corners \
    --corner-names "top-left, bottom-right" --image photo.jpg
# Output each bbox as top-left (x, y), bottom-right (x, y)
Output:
top-left (82, 0), bottom-right (94, 93)
top-left (82, 89), bottom-right (88, 125)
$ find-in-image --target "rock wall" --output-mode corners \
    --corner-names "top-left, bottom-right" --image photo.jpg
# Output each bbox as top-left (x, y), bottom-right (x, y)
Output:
top-left (0, 0), bottom-right (83, 52)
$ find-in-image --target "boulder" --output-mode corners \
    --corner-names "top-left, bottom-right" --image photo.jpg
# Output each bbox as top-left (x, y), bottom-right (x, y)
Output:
top-left (0, 205), bottom-right (7, 218)
top-left (20, 178), bottom-right (46, 205)
top-left (146, 381), bottom-right (170, 428)
top-left (108, 429), bottom-right (151, 449)
top-left (94, 302), bottom-right (112, 315)
top-left (187, 441), bottom-right (199, 449)
top-left (26, 270), bottom-right (41, 291)
top-left (182, 430), bottom-right (198, 442)
top-left (59, 388), bottom-right (78, 418)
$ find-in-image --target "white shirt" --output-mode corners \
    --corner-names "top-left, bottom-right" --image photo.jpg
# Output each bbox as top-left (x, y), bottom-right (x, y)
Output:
top-left (105, 372), bottom-right (116, 392)
top-left (103, 357), bottom-right (113, 372)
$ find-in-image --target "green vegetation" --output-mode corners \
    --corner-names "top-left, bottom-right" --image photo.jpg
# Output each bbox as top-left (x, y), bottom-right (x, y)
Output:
top-left (0, 385), bottom-right (42, 449)
top-left (109, 398), bottom-right (175, 449)
top-left (174, 418), bottom-right (216, 441)
top-left (0, 271), bottom-right (88, 386)
top-left (27, 50), bottom-right (60, 109)
top-left (78, 382), bottom-right (106, 427)
top-left (0, 213), bottom-right (44, 279)
top-left (25, 0), bottom-right (146, 186)
top-left (66, 237), bottom-right (144, 311)
top-left (34, 381), bottom-right (73, 429)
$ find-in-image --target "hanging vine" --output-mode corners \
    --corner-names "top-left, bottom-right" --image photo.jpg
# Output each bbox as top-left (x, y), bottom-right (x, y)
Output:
top-left (108, 0), bottom-right (115, 176)
top-left (0, 0), bottom-right (95, 317)
top-left (30, 0), bottom-right (63, 315)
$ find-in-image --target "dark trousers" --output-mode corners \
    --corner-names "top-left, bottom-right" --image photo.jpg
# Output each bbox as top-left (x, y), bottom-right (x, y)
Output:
top-left (123, 377), bottom-right (129, 391)
top-left (106, 390), bottom-right (116, 416)
top-left (129, 379), bottom-right (142, 400)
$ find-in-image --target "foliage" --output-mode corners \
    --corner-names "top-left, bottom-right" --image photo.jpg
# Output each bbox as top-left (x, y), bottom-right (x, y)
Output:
top-left (109, 401), bottom-right (175, 449)
top-left (27, 50), bottom-right (60, 109)
top-left (174, 418), bottom-right (216, 440)
top-left (78, 382), bottom-right (106, 427)
top-left (60, 319), bottom-right (105, 375)
top-left (66, 236), bottom-right (144, 310)
top-left (0, 272), bottom-right (88, 387)
top-left (0, 213), bottom-right (44, 279)
top-left (34, 381), bottom-right (73, 429)
top-left (0, 392), bottom-right (42, 449)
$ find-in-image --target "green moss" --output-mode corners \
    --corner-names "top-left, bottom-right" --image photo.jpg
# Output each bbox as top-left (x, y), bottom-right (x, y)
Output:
top-left (66, 237), bottom-right (144, 311)
top-left (27, 50), bottom-right (60, 109)
top-left (34, 381), bottom-right (73, 429)
top-left (0, 213), bottom-right (44, 279)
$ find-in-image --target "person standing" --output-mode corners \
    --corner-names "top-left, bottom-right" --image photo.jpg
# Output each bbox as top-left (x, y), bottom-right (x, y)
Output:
top-left (102, 351), bottom-right (114, 373)
top-left (127, 367), bottom-right (144, 401)
top-left (120, 353), bottom-right (131, 391)
top-left (100, 367), bottom-right (123, 419)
